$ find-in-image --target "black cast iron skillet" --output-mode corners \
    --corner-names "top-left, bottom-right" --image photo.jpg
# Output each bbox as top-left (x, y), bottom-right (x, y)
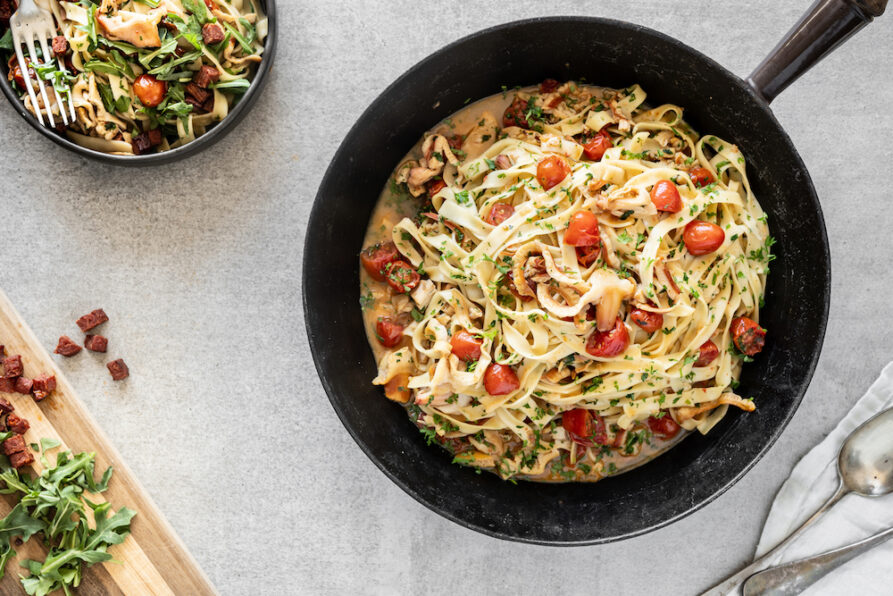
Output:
top-left (305, 0), bottom-right (884, 545)
top-left (0, 0), bottom-right (277, 165)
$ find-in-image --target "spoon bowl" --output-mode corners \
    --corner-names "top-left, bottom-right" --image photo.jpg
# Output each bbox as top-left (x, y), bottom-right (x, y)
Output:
top-left (839, 408), bottom-right (893, 497)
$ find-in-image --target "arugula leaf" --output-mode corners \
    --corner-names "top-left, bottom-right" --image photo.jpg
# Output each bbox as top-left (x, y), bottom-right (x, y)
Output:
top-left (0, 29), bottom-right (13, 51)
top-left (223, 21), bottom-right (253, 53)
top-left (210, 78), bottom-right (250, 93)
top-left (181, 0), bottom-right (213, 24)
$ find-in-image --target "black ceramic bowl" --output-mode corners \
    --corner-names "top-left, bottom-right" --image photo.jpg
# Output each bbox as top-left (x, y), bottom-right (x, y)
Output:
top-left (0, 0), bottom-right (276, 165)
top-left (304, 17), bottom-right (831, 544)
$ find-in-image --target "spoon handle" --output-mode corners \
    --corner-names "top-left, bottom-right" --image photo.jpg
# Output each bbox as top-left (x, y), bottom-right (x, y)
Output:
top-left (742, 524), bottom-right (893, 595)
top-left (699, 481), bottom-right (848, 596)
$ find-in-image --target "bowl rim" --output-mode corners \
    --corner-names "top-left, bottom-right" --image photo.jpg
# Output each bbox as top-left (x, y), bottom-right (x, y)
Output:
top-left (304, 15), bottom-right (831, 544)
top-left (0, 0), bottom-right (277, 166)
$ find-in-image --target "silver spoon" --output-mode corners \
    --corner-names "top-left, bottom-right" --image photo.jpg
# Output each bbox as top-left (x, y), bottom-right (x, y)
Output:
top-left (701, 407), bottom-right (893, 595)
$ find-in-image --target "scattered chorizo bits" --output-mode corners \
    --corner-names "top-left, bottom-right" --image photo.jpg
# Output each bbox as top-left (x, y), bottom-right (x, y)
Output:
top-left (84, 334), bottom-right (108, 353)
top-left (107, 359), bottom-right (129, 381)
top-left (54, 336), bottom-right (82, 357)
top-left (75, 308), bottom-right (109, 332)
top-left (0, 352), bottom-right (57, 404)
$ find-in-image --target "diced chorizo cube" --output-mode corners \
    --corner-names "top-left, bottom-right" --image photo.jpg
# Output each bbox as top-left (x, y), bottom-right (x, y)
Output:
top-left (32, 374), bottom-right (56, 393)
top-left (201, 22), bottom-right (225, 45)
top-left (0, 345), bottom-right (5, 356)
top-left (9, 450), bottom-right (34, 469)
top-left (6, 414), bottom-right (28, 435)
top-left (2, 355), bottom-right (22, 379)
top-left (84, 335), bottom-right (108, 353)
top-left (107, 359), bottom-right (129, 381)
top-left (2, 434), bottom-right (26, 455)
top-left (147, 128), bottom-right (162, 146)
top-left (193, 65), bottom-right (220, 88)
top-left (185, 82), bottom-right (211, 104)
top-left (13, 377), bottom-right (31, 394)
top-left (31, 390), bottom-right (48, 402)
top-left (0, 398), bottom-right (12, 413)
top-left (0, 378), bottom-right (14, 393)
top-left (54, 335), bottom-right (82, 357)
top-left (75, 308), bottom-right (108, 332)
top-left (51, 35), bottom-right (69, 56)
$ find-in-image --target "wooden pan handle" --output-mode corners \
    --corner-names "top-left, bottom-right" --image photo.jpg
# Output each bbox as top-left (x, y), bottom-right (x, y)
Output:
top-left (748, 0), bottom-right (887, 103)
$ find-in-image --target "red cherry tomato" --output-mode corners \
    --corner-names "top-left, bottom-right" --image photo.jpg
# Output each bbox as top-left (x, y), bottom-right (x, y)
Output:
top-left (7, 56), bottom-right (33, 90)
top-left (564, 211), bottom-right (601, 247)
top-left (485, 203), bottom-right (515, 226)
top-left (383, 260), bottom-right (420, 294)
top-left (450, 330), bottom-right (483, 362)
top-left (360, 241), bottom-right (399, 282)
top-left (585, 318), bottom-right (629, 358)
top-left (582, 128), bottom-right (612, 161)
top-left (562, 408), bottom-right (609, 447)
top-left (483, 363), bottom-right (520, 395)
top-left (694, 340), bottom-right (719, 367)
top-left (731, 317), bottom-right (766, 356)
top-left (690, 167), bottom-right (714, 188)
top-left (376, 318), bottom-right (404, 348)
top-left (539, 78), bottom-right (560, 93)
top-left (203, 0), bottom-right (218, 9)
top-left (503, 96), bottom-right (529, 128)
top-left (647, 414), bottom-right (681, 439)
top-left (684, 220), bottom-right (725, 256)
top-left (650, 180), bottom-right (683, 213)
top-left (536, 155), bottom-right (571, 191)
top-left (630, 308), bottom-right (663, 334)
top-left (133, 74), bottom-right (167, 108)
top-left (576, 245), bottom-right (601, 267)
top-left (427, 179), bottom-right (446, 196)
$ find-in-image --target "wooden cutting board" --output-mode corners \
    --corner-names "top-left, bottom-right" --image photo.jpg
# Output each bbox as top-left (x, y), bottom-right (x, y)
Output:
top-left (0, 290), bottom-right (217, 595)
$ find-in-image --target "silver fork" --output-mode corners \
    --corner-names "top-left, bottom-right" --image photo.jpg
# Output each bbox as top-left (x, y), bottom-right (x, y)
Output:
top-left (9, 0), bottom-right (75, 127)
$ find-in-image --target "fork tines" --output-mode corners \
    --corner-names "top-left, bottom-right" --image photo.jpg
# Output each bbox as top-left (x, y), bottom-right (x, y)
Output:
top-left (9, 3), bottom-right (76, 128)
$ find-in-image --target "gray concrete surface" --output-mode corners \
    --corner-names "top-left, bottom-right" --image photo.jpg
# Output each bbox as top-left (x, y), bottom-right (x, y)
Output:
top-left (0, 1), bottom-right (890, 594)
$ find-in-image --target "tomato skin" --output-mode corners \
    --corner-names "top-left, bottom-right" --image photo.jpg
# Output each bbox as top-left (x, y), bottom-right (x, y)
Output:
top-left (576, 245), bottom-right (601, 267)
top-left (650, 180), bottom-right (683, 213)
top-left (383, 260), bottom-right (420, 294)
top-left (539, 78), bottom-right (560, 93)
top-left (562, 408), bottom-right (609, 447)
top-left (536, 155), bottom-right (571, 191)
top-left (731, 316), bottom-right (766, 356)
top-left (684, 220), bottom-right (725, 256)
top-left (450, 330), bottom-right (483, 362)
top-left (585, 318), bottom-right (630, 358)
top-left (503, 96), bottom-right (530, 128)
top-left (427, 179), bottom-right (446, 196)
top-left (582, 129), bottom-right (612, 161)
top-left (694, 340), bottom-right (719, 367)
top-left (564, 211), bottom-right (601, 247)
top-left (485, 203), bottom-right (515, 226)
top-left (483, 363), bottom-right (520, 395)
top-left (133, 74), bottom-right (167, 108)
top-left (648, 415), bottom-right (681, 439)
top-left (376, 318), bottom-right (404, 348)
top-left (360, 241), bottom-right (399, 282)
top-left (505, 270), bottom-right (534, 302)
top-left (630, 308), bottom-right (663, 334)
top-left (690, 167), bottom-right (714, 188)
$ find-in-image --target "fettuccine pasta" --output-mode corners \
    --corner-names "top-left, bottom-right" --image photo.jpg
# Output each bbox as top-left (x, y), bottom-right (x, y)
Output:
top-left (360, 81), bottom-right (773, 482)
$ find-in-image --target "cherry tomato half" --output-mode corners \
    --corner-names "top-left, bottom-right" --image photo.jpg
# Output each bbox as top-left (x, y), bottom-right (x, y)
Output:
top-left (585, 318), bottom-right (629, 358)
top-left (383, 260), bottom-right (420, 294)
top-left (133, 74), bottom-right (167, 108)
top-left (485, 203), bottom-right (515, 226)
top-left (427, 179), bottom-right (446, 197)
top-left (450, 330), bottom-right (483, 362)
top-left (630, 308), bottom-right (663, 334)
top-left (650, 180), bottom-right (683, 213)
top-left (683, 220), bottom-right (725, 256)
top-left (564, 211), bottom-right (601, 247)
top-left (690, 166), bottom-right (714, 188)
top-left (562, 408), bottom-right (609, 447)
top-left (731, 316), bottom-right (766, 356)
top-left (536, 155), bottom-right (570, 191)
top-left (582, 128), bottom-right (612, 161)
top-left (376, 318), bottom-right (404, 348)
top-left (360, 241), bottom-right (399, 282)
top-left (647, 414), bottom-right (681, 439)
top-left (694, 340), bottom-right (719, 367)
top-left (483, 363), bottom-right (520, 395)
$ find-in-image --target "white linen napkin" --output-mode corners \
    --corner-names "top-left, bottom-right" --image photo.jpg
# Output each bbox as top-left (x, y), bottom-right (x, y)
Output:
top-left (755, 362), bottom-right (893, 594)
